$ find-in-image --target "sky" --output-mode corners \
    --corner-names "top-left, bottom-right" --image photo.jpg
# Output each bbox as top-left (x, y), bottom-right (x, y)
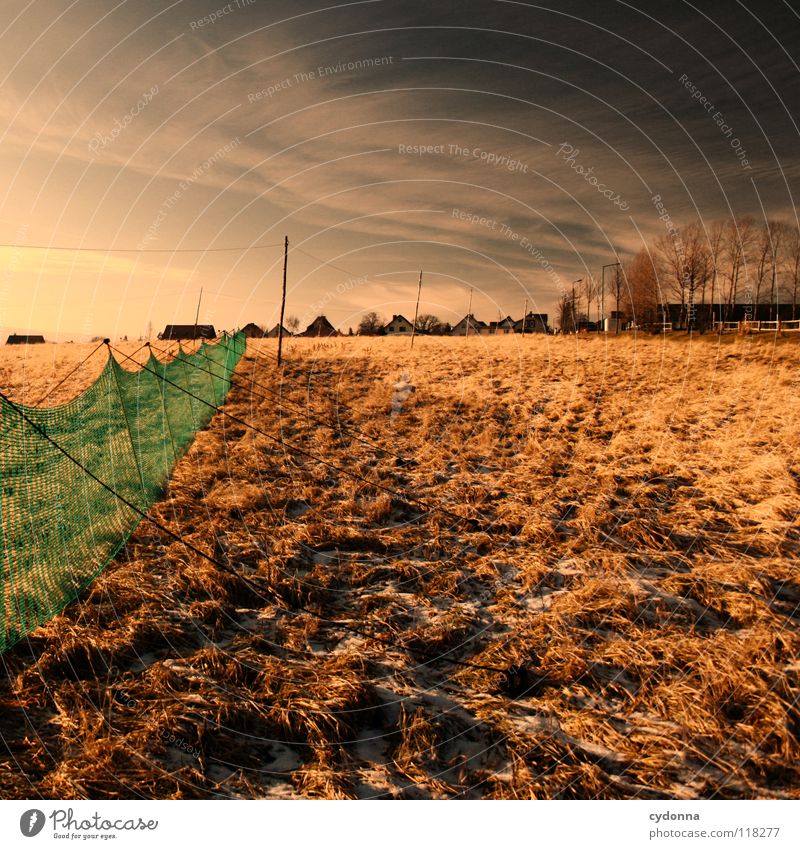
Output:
top-left (0, 0), bottom-right (798, 339)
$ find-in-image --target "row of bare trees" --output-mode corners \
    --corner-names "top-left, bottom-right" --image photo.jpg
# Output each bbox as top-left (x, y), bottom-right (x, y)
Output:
top-left (561, 217), bottom-right (800, 330)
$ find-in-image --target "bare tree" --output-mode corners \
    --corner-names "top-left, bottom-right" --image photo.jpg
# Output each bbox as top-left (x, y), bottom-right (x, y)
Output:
top-left (622, 249), bottom-right (660, 329)
top-left (557, 292), bottom-right (575, 333)
top-left (358, 311), bottom-right (385, 335)
top-left (416, 313), bottom-right (442, 333)
top-left (656, 220), bottom-right (710, 329)
top-left (580, 277), bottom-right (596, 326)
top-left (752, 223), bottom-right (774, 319)
top-left (706, 219), bottom-right (725, 327)
top-left (784, 228), bottom-right (800, 320)
top-left (722, 216), bottom-right (755, 319)
top-left (767, 221), bottom-right (785, 319)
top-left (285, 315), bottom-right (300, 334)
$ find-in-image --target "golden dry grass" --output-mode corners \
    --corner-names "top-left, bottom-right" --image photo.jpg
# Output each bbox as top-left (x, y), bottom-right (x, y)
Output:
top-left (1, 332), bottom-right (799, 799)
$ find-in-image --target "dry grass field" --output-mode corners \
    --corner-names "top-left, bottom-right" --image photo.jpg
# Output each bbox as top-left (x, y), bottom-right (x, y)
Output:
top-left (1, 332), bottom-right (799, 799)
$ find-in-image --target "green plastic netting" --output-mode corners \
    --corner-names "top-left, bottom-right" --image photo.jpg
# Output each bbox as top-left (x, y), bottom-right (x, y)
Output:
top-left (0, 331), bottom-right (246, 652)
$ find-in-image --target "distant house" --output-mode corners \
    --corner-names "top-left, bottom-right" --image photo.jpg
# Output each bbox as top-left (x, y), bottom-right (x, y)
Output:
top-left (265, 323), bottom-right (292, 338)
top-left (383, 314), bottom-right (415, 335)
top-left (488, 316), bottom-right (516, 335)
top-left (302, 315), bottom-right (338, 337)
top-left (6, 334), bottom-right (45, 344)
top-left (513, 313), bottom-right (549, 333)
top-left (241, 322), bottom-right (266, 338)
top-left (159, 324), bottom-right (216, 340)
top-left (451, 314), bottom-right (489, 336)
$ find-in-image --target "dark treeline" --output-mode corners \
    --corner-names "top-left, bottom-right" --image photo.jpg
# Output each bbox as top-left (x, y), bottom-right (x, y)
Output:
top-left (559, 217), bottom-right (800, 331)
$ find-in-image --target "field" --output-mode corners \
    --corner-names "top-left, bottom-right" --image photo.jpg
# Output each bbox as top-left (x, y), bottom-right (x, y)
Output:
top-left (1, 333), bottom-right (799, 799)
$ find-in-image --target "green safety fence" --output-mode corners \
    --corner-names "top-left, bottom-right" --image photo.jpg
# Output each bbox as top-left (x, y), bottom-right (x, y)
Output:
top-left (0, 331), bottom-right (246, 652)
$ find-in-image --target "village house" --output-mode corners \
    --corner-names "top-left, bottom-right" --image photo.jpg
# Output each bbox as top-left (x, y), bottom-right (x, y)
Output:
top-left (383, 314), bottom-right (416, 335)
top-left (240, 323), bottom-right (266, 338)
top-left (488, 316), bottom-right (516, 334)
top-left (513, 312), bottom-right (549, 333)
top-left (451, 314), bottom-right (490, 336)
top-left (265, 323), bottom-right (293, 338)
top-left (302, 315), bottom-right (338, 337)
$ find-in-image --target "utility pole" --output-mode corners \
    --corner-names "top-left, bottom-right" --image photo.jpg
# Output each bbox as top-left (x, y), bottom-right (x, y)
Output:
top-left (522, 298), bottom-right (528, 334)
top-left (410, 269), bottom-right (423, 348)
top-left (277, 235), bottom-right (288, 367)
top-left (466, 287), bottom-right (473, 337)
top-left (193, 287), bottom-right (203, 344)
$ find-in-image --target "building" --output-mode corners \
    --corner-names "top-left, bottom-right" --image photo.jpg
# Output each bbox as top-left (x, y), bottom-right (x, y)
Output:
top-left (383, 314), bottom-right (415, 335)
top-left (488, 316), bottom-right (516, 334)
top-left (513, 313), bottom-right (549, 333)
top-left (241, 322), bottom-right (266, 338)
top-left (6, 334), bottom-right (45, 344)
top-left (159, 324), bottom-right (216, 340)
top-left (302, 315), bottom-right (338, 337)
top-left (265, 323), bottom-right (292, 338)
top-left (451, 314), bottom-right (490, 335)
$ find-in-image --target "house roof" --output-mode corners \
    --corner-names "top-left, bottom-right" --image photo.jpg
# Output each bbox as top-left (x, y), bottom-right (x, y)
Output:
top-left (159, 324), bottom-right (216, 340)
top-left (384, 314), bottom-right (414, 328)
top-left (6, 334), bottom-right (45, 344)
top-left (240, 322), bottom-right (265, 337)
top-left (303, 315), bottom-right (337, 336)
top-left (456, 313), bottom-right (488, 328)
top-left (513, 312), bottom-right (548, 325)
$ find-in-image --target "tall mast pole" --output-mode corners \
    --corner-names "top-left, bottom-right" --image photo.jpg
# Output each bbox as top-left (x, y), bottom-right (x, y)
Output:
top-left (193, 287), bottom-right (203, 344)
top-left (410, 269), bottom-right (422, 348)
top-left (277, 235), bottom-right (288, 366)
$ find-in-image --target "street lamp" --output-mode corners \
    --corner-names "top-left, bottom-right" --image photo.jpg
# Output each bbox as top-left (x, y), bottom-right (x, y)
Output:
top-left (601, 262), bottom-right (621, 332)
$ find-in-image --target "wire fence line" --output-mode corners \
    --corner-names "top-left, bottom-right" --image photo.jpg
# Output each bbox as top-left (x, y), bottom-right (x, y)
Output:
top-left (0, 332), bottom-right (246, 652)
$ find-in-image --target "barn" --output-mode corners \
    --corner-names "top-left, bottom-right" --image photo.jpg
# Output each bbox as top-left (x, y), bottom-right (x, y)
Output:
top-left (159, 324), bottom-right (216, 340)
top-left (6, 334), bottom-right (45, 344)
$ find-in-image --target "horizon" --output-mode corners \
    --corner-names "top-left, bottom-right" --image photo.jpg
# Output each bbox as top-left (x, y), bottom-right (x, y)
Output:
top-left (1, 1), bottom-right (798, 340)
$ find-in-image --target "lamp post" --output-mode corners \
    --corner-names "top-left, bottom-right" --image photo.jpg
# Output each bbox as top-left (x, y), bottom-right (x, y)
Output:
top-left (601, 262), bottom-right (621, 332)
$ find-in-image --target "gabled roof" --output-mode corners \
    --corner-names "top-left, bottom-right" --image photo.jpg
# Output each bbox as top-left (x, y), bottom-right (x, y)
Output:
top-left (241, 322), bottom-right (265, 337)
top-left (303, 315), bottom-right (338, 336)
top-left (513, 312), bottom-right (548, 325)
top-left (159, 324), bottom-right (216, 340)
top-left (383, 314), bottom-right (414, 328)
top-left (488, 316), bottom-right (516, 329)
top-left (455, 313), bottom-right (488, 328)
top-left (265, 323), bottom-right (292, 337)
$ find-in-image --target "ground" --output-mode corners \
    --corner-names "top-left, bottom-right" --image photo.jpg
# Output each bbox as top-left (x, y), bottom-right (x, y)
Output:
top-left (1, 333), bottom-right (798, 799)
